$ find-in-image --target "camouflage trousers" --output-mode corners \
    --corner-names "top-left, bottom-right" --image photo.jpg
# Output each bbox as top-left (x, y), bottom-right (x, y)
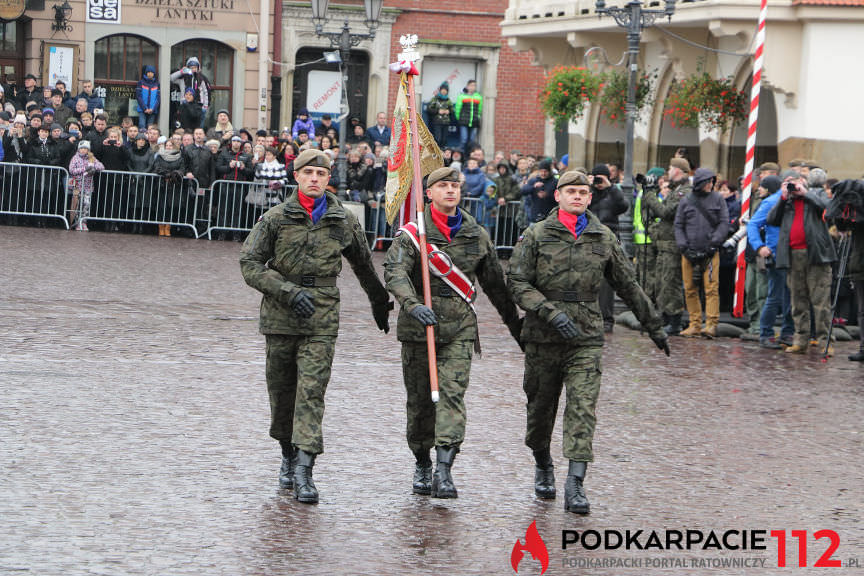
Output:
top-left (265, 334), bottom-right (336, 455)
top-left (788, 249), bottom-right (832, 347)
top-left (653, 242), bottom-right (684, 316)
top-left (402, 340), bottom-right (473, 452)
top-left (523, 343), bottom-right (603, 462)
top-left (633, 244), bottom-right (657, 303)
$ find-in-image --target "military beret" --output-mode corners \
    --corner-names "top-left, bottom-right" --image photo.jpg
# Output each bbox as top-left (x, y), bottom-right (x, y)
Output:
top-left (669, 157), bottom-right (691, 172)
top-left (557, 170), bottom-right (591, 189)
top-left (426, 166), bottom-right (460, 187)
top-left (294, 148), bottom-right (331, 171)
top-left (758, 162), bottom-right (779, 173)
top-left (788, 158), bottom-right (805, 167)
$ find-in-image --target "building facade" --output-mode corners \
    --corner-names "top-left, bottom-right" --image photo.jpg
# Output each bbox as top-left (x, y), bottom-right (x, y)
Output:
top-left (3, 0), bottom-right (274, 133)
top-left (501, 0), bottom-right (864, 179)
top-left (6, 0), bottom-right (548, 156)
top-left (280, 0), bottom-right (547, 156)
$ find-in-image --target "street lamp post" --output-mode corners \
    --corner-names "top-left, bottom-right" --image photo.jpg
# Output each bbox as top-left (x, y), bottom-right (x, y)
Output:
top-left (594, 0), bottom-right (676, 200)
top-left (311, 0), bottom-right (383, 198)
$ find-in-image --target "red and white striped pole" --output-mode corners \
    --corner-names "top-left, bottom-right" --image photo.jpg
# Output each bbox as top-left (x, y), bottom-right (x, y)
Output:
top-left (733, 0), bottom-right (768, 318)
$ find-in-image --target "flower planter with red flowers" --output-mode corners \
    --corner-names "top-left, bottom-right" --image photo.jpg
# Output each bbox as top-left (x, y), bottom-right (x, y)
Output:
top-left (663, 71), bottom-right (748, 132)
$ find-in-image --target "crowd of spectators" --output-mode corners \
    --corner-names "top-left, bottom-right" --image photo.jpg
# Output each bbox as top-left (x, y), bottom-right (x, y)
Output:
top-left (0, 75), bottom-right (861, 359)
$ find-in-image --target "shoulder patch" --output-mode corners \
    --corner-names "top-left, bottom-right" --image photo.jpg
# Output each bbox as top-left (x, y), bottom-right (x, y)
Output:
top-left (257, 215), bottom-right (264, 223)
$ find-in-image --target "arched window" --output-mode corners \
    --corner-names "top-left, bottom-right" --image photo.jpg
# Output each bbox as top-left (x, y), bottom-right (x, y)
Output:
top-left (94, 35), bottom-right (159, 124)
top-left (170, 39), bottom-right (234, 130)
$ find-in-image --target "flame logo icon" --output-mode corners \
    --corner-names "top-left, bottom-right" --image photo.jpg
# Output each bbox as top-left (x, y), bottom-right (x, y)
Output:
top-left (511, 520), bottom-right (549, 574)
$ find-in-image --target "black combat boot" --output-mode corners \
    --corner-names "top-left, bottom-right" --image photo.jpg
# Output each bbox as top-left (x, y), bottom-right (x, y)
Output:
top-left (664, 313), bottom-right (682, 336)
top-left (279, 441), bottom-right (297, 489)
top-left (293, 449), bottom-right (319, 504)
top-left (431, 445), bottom-right (458, 498)
top-left (564, 461), bottom-right (589, 514)
top-left (533, 448), bottom-right (556, 499)
top-left (412, 449), bottom-right (433, 495)
top-left (850, 344), bottom-right (864, 362)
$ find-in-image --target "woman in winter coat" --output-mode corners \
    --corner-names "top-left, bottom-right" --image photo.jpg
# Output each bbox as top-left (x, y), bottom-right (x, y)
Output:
top-left (152, 138), bottom-right (188, 236)
top-left (128, 134), bottom-right (156, 224)
top-left (68, 140), bottom-right (104, 231)
top-left (248, 146), bottom-right (287, 227)
top-left (206, 110), bottom-right (234, 147)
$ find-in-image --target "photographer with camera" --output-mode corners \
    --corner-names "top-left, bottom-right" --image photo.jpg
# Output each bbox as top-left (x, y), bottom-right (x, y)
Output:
top-left (745, 175), bottom-right (794, 349)
top-left (767, 171), bottom-right (837, 355)
top-left (643, 158), bottom-right (690, 335)
top-left (674, 167), bottom-right (729, 338)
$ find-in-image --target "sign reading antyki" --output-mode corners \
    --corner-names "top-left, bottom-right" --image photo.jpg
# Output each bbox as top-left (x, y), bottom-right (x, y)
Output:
top-left (135, 0), bottom-right (238, 22)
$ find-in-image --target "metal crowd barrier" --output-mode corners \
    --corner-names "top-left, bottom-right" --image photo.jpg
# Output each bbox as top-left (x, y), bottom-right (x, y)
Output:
top-left (80, 170), bottom-right (201, 236)
top-left (206, 180), bottom-right (297, 239)
top-left (493, 200), bottom-right (522, 251)
top-left (0, 162), bottom-right (71, 228)
top-left (364, 192), bottom-right (396, 251)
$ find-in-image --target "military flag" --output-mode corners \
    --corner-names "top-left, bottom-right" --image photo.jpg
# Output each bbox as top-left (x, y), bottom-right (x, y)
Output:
top-left (385, 71), bottom-right (443, 226)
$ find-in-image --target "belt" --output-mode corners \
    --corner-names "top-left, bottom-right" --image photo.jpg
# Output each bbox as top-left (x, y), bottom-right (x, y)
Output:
top-left (284, 274), bottom-right (338, 288)
top-left (542, 290), bottom-right (595, 302)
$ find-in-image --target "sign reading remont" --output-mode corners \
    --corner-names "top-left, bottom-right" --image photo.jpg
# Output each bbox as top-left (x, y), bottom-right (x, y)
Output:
top-left (133, 0), bottom-right (239, 22)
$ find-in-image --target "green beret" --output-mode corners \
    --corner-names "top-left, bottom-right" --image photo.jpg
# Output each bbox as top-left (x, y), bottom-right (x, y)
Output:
top-left (294, 149), bottom-right (331, 171)
top-left (426, 166), bottom-right (460, 187)
top-left (557, 170), bottom-right (590, 189)
top-left (758, 162), bottom-right (780, 173)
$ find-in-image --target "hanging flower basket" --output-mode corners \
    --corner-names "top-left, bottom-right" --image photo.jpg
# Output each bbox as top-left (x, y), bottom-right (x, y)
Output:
top-left (538, 66), bottom-right (604, 129)
top-left (597, 69), bottom-right (656, 127)
top-left (663, 71), bottom-right (748, 132)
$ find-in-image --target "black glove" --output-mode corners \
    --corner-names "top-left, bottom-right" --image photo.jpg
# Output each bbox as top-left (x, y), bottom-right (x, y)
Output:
top-left (507, 317), bottom-right (524, 352)
top-left (290, 290), bottom-right (315, 318)
top-left (409, 304), bottom-right (437, 326)
top-left (550, 312), bottom-right (580, 340)
top-left (373, 300), bottom-right (394, 334)
top-left (650, 332), bottom-right (671, 356)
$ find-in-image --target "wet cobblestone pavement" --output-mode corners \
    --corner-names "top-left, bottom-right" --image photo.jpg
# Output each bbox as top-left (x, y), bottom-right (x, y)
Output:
top-left (2, 226), bottom-right (862, 575)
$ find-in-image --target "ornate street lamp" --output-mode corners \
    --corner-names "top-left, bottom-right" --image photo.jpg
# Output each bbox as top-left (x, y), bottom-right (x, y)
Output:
top-left (311, 0), bottom-right (382, 199)
top-left (52, 0), bottom-right (73, 32)
top-left (594, 0), bottom-right (675, 200)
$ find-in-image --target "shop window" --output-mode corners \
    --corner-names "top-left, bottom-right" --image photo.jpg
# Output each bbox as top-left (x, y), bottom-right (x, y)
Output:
top-left (170, 39), bottom-right (233, 130)
top-left (94, 34), bottom-right (159, 124)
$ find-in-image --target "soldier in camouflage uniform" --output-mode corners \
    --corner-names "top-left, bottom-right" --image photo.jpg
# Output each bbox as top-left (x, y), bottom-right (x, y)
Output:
top-left (240, 149), bottom-right (393, 504)
top-left (384, 166), bottom-right (522, 499)
top-left (642, 157), bottom-right (691, 335)
top-left (508, 170), bottom-right (670, 514)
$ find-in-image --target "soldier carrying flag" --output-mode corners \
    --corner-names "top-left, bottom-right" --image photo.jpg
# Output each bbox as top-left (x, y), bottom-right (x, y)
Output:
top-left (384, 165), bottom-right (523, 498)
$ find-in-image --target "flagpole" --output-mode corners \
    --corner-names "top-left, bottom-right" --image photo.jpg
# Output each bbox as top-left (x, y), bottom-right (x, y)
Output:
top-left (401, 36), bottom-right (441, 403)
top-left (733, 0), bottom-right (767, 318)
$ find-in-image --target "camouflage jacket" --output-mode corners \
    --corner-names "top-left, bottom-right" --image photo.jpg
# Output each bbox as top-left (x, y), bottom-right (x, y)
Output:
top-left (384, 204), bottom-right (520, 344)
top-left (240, 190), bottom-right (389, 335)
top-left (509, 207), bottom-right (663, 345)
top-left (643, 181), bottom-right (691, 244)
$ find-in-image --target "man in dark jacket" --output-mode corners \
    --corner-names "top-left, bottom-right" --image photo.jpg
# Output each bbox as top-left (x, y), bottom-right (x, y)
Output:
top-left (767, 171), bottom-right (837, 355)
top-left (16, 74), bottom-right (41, 111)
top-left (674, 167), bottom-right (729, 338)
top-left (588, 163), bottom-right (629, 332)
top-left (74, 80), bottom-right (105, 114)
top-left (216, 136), bottom-right (253, 182)
top-left (184, 127), bottom-right (215, 189)
top-left (520, 159), bottom-right (557, 222)
top-left (365, 112), bottom-right (390, 147)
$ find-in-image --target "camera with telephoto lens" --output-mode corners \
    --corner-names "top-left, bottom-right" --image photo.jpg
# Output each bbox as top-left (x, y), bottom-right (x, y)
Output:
top-left (723, 227), bottom-right (747, 249)
top-left (635, 172), bottom-right (658, 191)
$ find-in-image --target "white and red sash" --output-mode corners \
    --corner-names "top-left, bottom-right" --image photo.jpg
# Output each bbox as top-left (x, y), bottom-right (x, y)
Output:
top-left (398, 221), bottom-right (477, 311)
